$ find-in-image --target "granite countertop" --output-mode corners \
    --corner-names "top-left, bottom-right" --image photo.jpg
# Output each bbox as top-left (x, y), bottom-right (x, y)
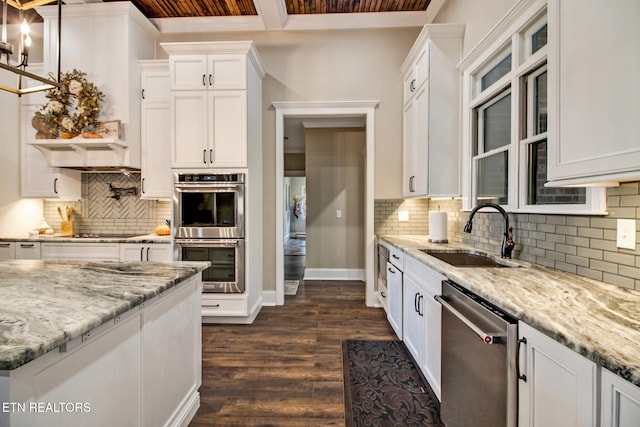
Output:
top-left (0, 259), bottom-right (208, 370)
top-left (380, 235), bottom-right (640, 387)
top-left (0, 234), bottom-right (171, 243)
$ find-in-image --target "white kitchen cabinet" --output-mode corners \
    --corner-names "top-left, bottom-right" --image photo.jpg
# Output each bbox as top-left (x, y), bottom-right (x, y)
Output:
top-left (41, 243), bottom-right (120, 261)
top-left (120, 243), bottom-right (172, 262)
top-left (601, 368), bottom-right (640, 427)
top-left (140, 61), bottom-right (172, 199)
top-left (401, 24), bottom-right (464, 198)
top-left (386, 260), bottom-right (403, 339)
top-left (170, 90), bottom-right (247, 168)
top-left (21, 104), bottom-right (82, 200)
top-left (169, 54), bottom-right (247, 91)
top-left (403, 255), bottom-right (443, 400)
top-left (547, 0), bottom-right (640, 185)
top-left (163, 41), bottom-right (264, 170)
top-left (518, 321), bottom-right (597, 427)
top-left (0, 242), bottom-right (15, 259)
top-left (15, 242), bottom-right (41, 259)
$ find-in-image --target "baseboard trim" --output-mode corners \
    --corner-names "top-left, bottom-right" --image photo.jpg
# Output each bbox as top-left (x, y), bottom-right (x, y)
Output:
top-left (262, 290), bottom-right (277, 306)
top-left (303, 268), bottom-right (365, 281)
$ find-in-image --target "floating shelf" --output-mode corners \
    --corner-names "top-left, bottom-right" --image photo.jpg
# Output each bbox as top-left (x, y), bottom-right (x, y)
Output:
top-left (29, 138), bottom-right (131, 169)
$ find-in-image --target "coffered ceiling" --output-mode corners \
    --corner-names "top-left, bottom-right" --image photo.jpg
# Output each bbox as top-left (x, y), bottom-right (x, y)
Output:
top-left (10, 0), bottom-right (444, 32)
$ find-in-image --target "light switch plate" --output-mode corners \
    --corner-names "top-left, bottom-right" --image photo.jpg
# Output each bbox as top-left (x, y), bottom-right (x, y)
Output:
top-left (616, 219), bottom-right (636, 250)
top-left (398, 210), bottom-right (409, 222)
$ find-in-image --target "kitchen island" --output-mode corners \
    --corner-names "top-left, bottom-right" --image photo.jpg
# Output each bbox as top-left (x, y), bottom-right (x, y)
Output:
top-left (0, 259), bottom-right (207, 427)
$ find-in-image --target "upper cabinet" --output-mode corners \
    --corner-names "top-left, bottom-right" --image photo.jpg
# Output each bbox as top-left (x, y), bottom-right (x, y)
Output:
top-left (401, 24), bottom-right (465, 198)
top-left (161, 42), bottom-right (265, 169)
top-left (169, 54), bottom-right (247, 91)
top-left (547, 0), bottom-right (640, 186)
top-left (37, 3), bottom-right (159, 170)
top-left (140, 60), bottom-right (172, 199)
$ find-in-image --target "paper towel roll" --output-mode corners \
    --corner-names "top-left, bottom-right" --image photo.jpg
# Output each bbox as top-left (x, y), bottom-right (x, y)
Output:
top-left (429, 211), bottom-right (448, 243)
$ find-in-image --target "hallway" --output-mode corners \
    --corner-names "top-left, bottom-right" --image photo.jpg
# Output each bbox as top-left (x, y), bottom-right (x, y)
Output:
top-left (284, 235), bottom-right (306, 281)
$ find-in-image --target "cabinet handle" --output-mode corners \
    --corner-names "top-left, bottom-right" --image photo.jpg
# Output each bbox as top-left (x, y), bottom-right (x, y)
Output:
top-left (414, 292), bottom-right (419, 313)
top-left (209, 74), bottom-right (213, 86)
top-left (380, 292), bottom-right (386, 298)
top-left (141, 178), bottom-right (145, 194)
top-left (53, 178), bottom-right (58, 194)
top-left (140, 247), bottom-right (144, 262)
top-left (20, 244), bottom-right (34, 248)
top-left (202, 74), bottom-right (206, 87)
top-left (1, 243), bottom-right (11, 247)
top-left (203, 149), bottom-right (207, 164)
top-left (418, 294), bottom-right (424, 316)
top-left (409, 176), bottom-right (416, 192)
top-left (146, 247), bottom-right (150, 261)
top-left (517, 337), bottom-right (528, 382)
top-left (209, 149), bottom-right (213, 164)
top-left (392, 254), bottom-right (400, 260)
top-left (141, 89), bottom-right (145, 99)
top-left (387, 267), bottom-right (395, 274)
top-left (410, 79), bottom-right (416, 92)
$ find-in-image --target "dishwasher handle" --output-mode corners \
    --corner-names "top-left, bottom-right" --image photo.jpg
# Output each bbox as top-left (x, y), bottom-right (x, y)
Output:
top-left (435, 295), bottom-right (505, 344)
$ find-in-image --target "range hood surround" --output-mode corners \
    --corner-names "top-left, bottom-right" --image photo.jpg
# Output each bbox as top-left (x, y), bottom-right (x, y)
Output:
top-left (29, 138), bottom-right (140, 172)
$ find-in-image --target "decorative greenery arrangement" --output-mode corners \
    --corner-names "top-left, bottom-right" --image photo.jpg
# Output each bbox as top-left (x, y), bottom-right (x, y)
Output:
top-left (34, 69), bottom-right (104, 137)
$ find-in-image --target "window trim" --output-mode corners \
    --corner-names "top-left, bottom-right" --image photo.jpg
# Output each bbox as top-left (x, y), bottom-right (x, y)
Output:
top-left (459, 0), bottom-right (607, 214)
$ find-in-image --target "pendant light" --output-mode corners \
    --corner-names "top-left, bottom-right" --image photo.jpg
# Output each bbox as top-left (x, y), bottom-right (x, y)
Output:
top-left (0, 0), bottom-right (61, 96)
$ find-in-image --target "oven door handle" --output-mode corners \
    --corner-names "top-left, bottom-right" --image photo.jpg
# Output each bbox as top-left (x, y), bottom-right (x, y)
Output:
top-left (174, 184), bottom-right (242, 191)
top-left (177, 240), bottom-right (241, 247)
top-left (435, 295), bottom-right (505, 344)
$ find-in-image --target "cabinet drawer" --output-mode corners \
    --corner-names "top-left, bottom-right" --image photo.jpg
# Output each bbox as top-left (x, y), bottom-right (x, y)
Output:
top-left (41, 243), bottom-right (120, 261)
top-left (201, 296), bottom-right (247, 316)
top-left (16, 242), bottom-right (41, 259)
top-left (388, 245), bottom-right (404, 270)
top-left (405, 255), bottom-right (444, 296)
top-left (0, 242), bottom-right (15, 259)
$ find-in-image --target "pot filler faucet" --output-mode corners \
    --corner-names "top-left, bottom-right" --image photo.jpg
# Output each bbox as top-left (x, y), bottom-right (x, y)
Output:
top-left (463, 203), bottom-right (515, 259)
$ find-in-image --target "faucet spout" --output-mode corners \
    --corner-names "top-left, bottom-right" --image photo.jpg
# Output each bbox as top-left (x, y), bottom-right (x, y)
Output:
top-left (464, 203), bottom-right (515, 259)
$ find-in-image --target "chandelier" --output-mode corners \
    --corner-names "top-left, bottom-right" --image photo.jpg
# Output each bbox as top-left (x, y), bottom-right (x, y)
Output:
top-left (0, 0), bottom-right (61, 95)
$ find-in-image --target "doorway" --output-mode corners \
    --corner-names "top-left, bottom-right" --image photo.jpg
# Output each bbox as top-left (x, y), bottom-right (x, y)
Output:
top-left (273, 101), bottom-right (378, 307)
top-left (284, 177), bottom-right (306, 281)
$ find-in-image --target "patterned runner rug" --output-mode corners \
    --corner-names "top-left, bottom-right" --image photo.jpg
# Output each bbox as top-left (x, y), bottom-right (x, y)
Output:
top-left (284, 280), bottom-right (299, 295)
top-left (342, 340), bottom-right (443, 427)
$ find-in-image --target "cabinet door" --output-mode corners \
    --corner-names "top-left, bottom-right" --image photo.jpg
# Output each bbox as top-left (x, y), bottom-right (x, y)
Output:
top-left (402, 275), bottom-right (424, 365)
top-left (141, 68), bottom-right (170, 104)
top-left (120, 244), bottom-right (146, 261)
top-left (518, 322), bottom-right (597, 427)
top-left (21, 105), bottom-right (81, 199)
top-left (141, 103), bottom-right (171, 199)
top-left (402, 100), bottom-right (416, 197)
top-left (601, 368), bottom-right (640, 427)
top-left (147, 244), bottom-right (173, 262)
top-left (169, 55), bottom-right (208, 91)
top-left (0, 242), bottom-right (15, 259)
top-left (547, 0), bottom-right (640, 184)
top-left (209, 91), bottom-right (247, 168)
top-left (402, 86), bottom-right (428, 197)
top-left (171, 91), bottom-right (209, 168)
top-left (208, 54), bottom-right (246, 90)
top-left (386, 261), bottom-right (403, 339)
top-left (16, 242), bottom-right (41, 259)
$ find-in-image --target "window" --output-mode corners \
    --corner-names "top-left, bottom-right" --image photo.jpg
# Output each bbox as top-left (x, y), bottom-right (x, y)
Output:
top-left (461, 5), bottom-right (604, 214)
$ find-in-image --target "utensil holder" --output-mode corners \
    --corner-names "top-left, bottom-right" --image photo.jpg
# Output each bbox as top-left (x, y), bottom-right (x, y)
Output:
top-left (60, 221), bottom-right (75, 237)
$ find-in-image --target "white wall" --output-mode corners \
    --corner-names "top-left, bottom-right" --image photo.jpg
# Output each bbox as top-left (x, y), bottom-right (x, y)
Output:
top-left (434, 0), bottom-right (518, 56)
top-left (0, 72), bottom-right (44, 237)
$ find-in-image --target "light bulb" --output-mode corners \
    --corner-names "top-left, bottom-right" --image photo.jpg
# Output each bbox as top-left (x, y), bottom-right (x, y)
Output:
top-left (20, 19), bottom-right (29, 36)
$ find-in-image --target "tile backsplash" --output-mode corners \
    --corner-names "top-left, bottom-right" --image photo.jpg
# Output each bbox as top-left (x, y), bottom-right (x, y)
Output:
top-left (375, 181), bottom-right (640, 291)
top-left (43, 173), bottom-right (171, 236)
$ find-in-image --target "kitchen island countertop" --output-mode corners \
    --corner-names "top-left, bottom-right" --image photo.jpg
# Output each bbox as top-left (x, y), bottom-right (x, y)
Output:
top-left (0, 259), bottom-right (208, 370)
top-left (380, 234), bottom-right (640, 387)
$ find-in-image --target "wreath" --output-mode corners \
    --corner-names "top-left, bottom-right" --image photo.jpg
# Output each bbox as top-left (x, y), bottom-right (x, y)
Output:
top-left (33, 69), bottom-right (104, 138)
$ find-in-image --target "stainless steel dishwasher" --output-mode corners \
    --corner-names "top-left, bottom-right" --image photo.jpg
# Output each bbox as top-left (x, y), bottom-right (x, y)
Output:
top-left (435, 280), bottom-right (518, 427)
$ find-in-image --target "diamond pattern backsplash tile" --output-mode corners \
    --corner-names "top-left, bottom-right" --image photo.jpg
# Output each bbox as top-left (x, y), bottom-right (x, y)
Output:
top-left (44, 173), bottom-right (171, 236)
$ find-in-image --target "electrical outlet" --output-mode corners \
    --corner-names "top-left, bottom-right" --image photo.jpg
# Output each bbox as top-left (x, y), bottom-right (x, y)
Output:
top-left (336, 209), bottom-right (342, 219)
top-left (616, 219), bottom-right (636, 250)
top-left (398, 210), bottom-right (409, 222)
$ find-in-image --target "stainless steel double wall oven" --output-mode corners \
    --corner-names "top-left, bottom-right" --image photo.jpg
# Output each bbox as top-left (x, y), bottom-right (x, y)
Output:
top-left (173, 173), bottom-right (245, 293)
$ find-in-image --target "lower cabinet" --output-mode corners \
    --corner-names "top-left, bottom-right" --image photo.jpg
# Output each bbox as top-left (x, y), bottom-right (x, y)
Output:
top-left (120, 243), bottom-right (172, 262)
top-left (601, 368), bottom-right (640, 427)
top-left (403, 255), bottom-right (444, 400)
top-left (0, 242), bottom-right (14, 259)
top-left (518, 321), bottom-right (598, 427)
top-left (0, 242), bottom-right (42, 259)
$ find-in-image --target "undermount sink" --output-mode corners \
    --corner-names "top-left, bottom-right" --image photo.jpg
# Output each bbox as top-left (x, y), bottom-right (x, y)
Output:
top-left (419, 249), bottom-right (520, 268)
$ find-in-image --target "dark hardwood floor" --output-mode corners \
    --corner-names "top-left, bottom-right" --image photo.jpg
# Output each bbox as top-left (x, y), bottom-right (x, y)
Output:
top-left (189, 279), bottom-right (396, 426)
